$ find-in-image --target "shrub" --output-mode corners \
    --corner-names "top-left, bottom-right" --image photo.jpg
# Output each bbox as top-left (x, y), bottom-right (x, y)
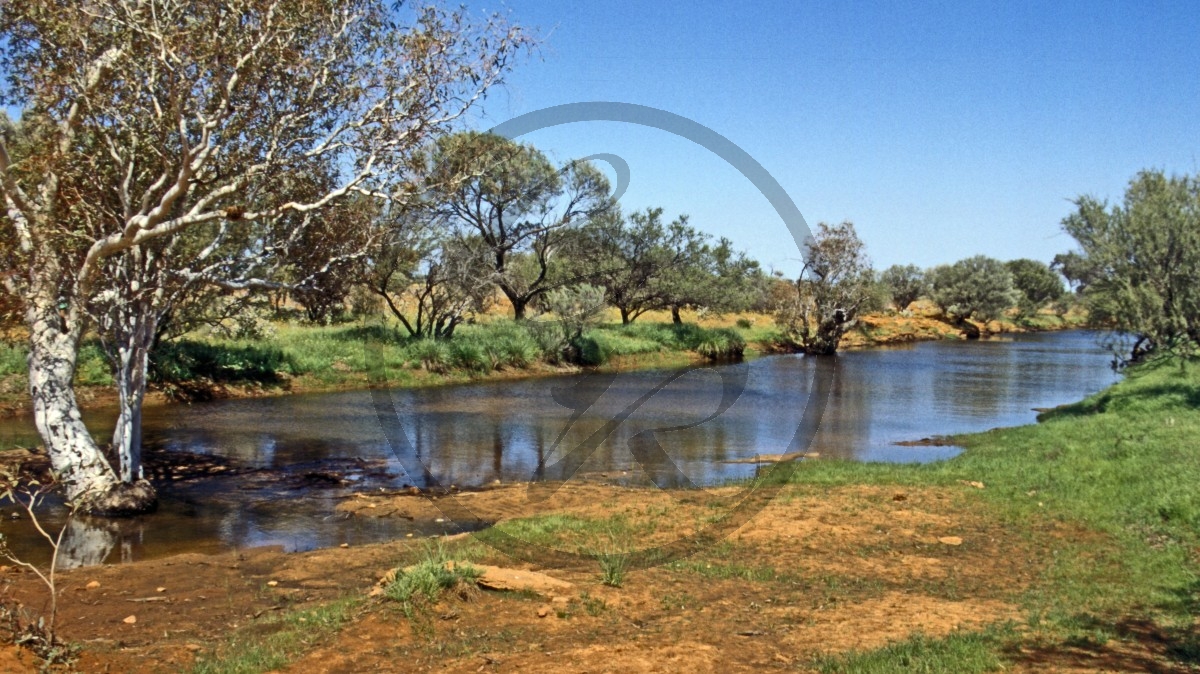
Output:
top-left (694, 328), bottom-right (745, 361)
top-left (407, 339), bottom-right (450, 372)
top-left (150, 340), bottom-right (290, 384)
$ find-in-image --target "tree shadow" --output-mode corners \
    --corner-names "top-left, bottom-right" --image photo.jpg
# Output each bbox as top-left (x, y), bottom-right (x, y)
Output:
top-left (1007, 616), bottom-right (1200, 673)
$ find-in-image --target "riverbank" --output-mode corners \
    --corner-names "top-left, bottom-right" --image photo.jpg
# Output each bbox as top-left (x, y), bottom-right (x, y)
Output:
top-left (3, 351), bottom-right (1194, 672)
top-left (0, 303), bottom-right (1089, 420)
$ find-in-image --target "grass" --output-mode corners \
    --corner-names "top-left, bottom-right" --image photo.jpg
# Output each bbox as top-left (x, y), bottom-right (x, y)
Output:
top-left (382, 542), bottom-right (484, 618)
top-left (191, 597), bottom-right (360, 674)
top-left (775, 354), bottom-right (1200, 664)
top-left (812, 630), bottom-right (1007, 674)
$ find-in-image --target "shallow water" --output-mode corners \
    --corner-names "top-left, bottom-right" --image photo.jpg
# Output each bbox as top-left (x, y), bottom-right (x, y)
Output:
top-left (0, 330), bottom-right (1119, 566)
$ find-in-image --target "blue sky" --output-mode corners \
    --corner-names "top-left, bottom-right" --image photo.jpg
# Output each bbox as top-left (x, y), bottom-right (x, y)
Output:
top-left (468, 0), bottom-right (1200, 275)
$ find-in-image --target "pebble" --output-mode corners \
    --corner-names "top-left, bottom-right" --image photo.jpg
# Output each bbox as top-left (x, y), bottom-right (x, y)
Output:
top-left (123, 615), bottom-right (137, 624)
top-left (86, 580), bottom-right (101, 590)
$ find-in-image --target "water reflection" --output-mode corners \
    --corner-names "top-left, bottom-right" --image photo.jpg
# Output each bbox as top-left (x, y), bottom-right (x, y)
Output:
top-left (0, 330), bottom-right (1120, 565)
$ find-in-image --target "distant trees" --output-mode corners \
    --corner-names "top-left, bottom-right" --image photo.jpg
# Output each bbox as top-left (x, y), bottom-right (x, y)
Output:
top-left (927, 256), bottom-right (1019, 327)
top-left (1061, 170), bottom-right (1200, 361)
top-left (878, 264), bottom-right (926, 311)
top-left (1005, 258), bottom-right (1065, 318)
top-left (582, 207), bottom-right (760, 324)
top-left (775, 222), bottom-right (876, 355)
top-left (428, 132), bottom-right (612, 320)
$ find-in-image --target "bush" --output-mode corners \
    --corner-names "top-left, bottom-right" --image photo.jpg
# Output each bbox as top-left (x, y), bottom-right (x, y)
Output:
top-left (879, 264), bottom-right (926, 311)
top-left (927, 256), bottom-right (1019, 323)
top-left (407, 339), bottom-right (450, 372)
top-left (694, 328), bottom-right (745, 361)
top-left (150, 340), bottom-right (290, 384)
top-left (735, 317), bottom-right (754, 330)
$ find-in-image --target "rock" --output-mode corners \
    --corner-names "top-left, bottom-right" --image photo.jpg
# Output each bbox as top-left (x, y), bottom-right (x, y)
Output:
top-left (123, 615), bottom-right (137, 624)
top-left (86, 580), bottom-right (101, 590)
top-left (958, 480), bottom-right (985, 489)
top-left (892, 493), bottom-right (907, 502)
top-left (156, 587), bottom-right (166, 593)
top-left (267, 581), bottom-right (279, 587)
top-left (340, 543), bottom-right (349, 548)
top-left (937, 536), bottom-right (963, 546)
top-left (467, 564), bottom-right (574, 598)
top-left (537, 606), bottom-right (550, 618)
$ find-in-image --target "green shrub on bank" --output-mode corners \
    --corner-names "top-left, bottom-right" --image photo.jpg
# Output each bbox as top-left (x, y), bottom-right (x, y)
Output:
top-left (151, 340), bottom-right (291, 384)
top-left (0, 343), bottom-right (26, 378)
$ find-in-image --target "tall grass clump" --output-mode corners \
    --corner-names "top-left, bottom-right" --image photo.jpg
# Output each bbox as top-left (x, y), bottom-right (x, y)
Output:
top-left (150, 340), bottom-right (291, 384)
top-left (383, 543), bottom-right (483, 619)
top-left (406, 338), bottom-right (450, 372)
top-left (694, 328), bottom-right (745, 361)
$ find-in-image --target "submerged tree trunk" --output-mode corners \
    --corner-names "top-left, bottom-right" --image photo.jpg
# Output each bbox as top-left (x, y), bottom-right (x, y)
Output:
top-left (109, 307), bottom-right (157, 484)
top-left (27, 294), bottom-right (157, 516)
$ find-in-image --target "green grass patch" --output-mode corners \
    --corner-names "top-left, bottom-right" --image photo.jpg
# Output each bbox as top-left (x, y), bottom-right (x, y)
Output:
top-left (191, 597), bottom-right (360, 674)
top-left (812, 629), bottom-right (1007, 674)
top-left (383, 542), bottom-right (484, 618)
top-left (781, 354), bottom-right (1200, 649)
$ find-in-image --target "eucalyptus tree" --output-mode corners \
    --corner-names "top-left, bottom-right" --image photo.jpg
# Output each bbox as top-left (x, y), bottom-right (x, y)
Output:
top-left (0, 1), bottom-right (529, 513)
top-left (1005, 258), bottom-right (1065, 319)
top-left (774, 221), bottom-right (875, 355)
top-left (879, 264), bottom-right (926, 311)
top-left (428, 132), bottom-right (612, 319)
top-left (659, 236), bottom-right (762, 324)
top-left (367, 207), bottom-right (495, 340)
top-left (1062, 170), bottom-right (1200, 362)
top-left (927, 255), bottom-right (1019, 327)
top-left (582, 207), bottom-right (712, 324)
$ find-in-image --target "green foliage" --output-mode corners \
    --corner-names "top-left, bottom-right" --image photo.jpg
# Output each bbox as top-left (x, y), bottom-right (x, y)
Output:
top-left (927, 255), bottom-right (1019, 323)
top-left (693, 327), bottom-right (745, 361)
top-left (1005, 258), bottom-right (1065, 318)
top-left (407, 338), bottom-right (451, 372)
top-left (542, 284), bottom-right (608, 362)
top-left (879, 264), bottom-right (926, 310)
top-left (596, 550), bottom-right (629, 587)
top-left (74, 343), bottom-right (114, 386)
top-left (813, 630), bottom-right (1006, 674)
top-left (0, 343), bottom-right (25, 377)
top-left (150, 340), bottom-right (291, 385)
top-left (429, 131), bottom-right (611, 319)
top-left (1061, 170), bottom-right (1200, 362)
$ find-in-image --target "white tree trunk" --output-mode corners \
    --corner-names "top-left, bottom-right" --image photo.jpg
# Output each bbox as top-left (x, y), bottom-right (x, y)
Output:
top-left (28, 297), bottom-right (157, 515)
top-left (109, 310), bottom-right (155, 483)
top-left (27, 302), bottom-right (120, 503)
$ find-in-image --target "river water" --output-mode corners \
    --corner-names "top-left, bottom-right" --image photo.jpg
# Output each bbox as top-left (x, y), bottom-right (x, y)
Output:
top-left (0, 330), bottom-right (1119, 566)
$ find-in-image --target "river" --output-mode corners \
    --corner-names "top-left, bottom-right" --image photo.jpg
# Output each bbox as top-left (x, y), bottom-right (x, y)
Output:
top-left (0, 330), bottom-right (1119, 566)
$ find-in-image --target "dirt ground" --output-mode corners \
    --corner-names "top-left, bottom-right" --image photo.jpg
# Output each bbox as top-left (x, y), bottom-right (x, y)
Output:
top-left (0, 479), bottom-right (1173, 673)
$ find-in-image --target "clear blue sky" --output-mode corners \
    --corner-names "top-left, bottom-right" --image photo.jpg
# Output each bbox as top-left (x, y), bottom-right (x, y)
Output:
top-left (468, 0), bottom-right (1200, 275)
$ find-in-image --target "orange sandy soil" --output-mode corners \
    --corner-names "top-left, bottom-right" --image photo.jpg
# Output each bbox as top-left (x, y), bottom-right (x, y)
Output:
top-left (0, 479), bottom-right (1178, 673)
